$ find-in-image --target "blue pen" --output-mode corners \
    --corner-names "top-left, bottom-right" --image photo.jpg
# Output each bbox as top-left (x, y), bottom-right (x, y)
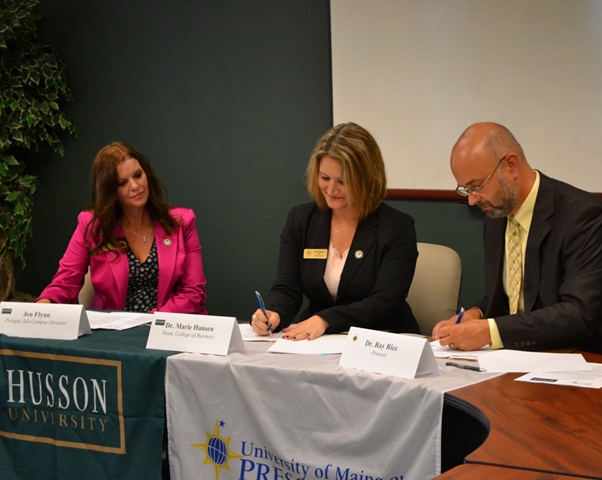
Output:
top-left (254, 291), bottom-right (273, 334)
top-left (455, 307), bottom-right (465, 324)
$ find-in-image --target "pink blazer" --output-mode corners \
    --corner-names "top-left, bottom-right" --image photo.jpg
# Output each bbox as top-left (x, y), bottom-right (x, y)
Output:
top-left (38, 207), bottom-right (207, 314)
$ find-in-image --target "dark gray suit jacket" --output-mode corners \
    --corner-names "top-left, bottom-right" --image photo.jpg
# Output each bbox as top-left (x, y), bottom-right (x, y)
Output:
top-left (266, 202), bottom-right (419, 334)
top-left (475, 173), bottom-right (602, 350)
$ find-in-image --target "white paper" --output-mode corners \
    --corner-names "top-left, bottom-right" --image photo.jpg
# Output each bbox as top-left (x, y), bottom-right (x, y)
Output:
top-left (238, 323), bottom-right (284, 342)
top-left (515, 363), bottom-right (602, 388)
top-left (431, 340), bottom-right (591, 373)
top-left (268, 334), bottom-right (347, 354)
top-left (478, 350), bottom-right (590, 373)
top-left (430, 339), bottom-right (491, 359)
top-left (86, 310), bottom-right (154, 330)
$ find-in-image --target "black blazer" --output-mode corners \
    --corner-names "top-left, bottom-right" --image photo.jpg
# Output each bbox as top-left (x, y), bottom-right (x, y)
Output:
top-left (475, 172), bottom-right (602, 350)
top-left (266, 202), bottom-right (419, 334)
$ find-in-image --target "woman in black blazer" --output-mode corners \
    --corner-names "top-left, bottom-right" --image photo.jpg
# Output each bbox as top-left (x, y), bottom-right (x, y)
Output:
top-left (251, 123), bottom-right (419, 340)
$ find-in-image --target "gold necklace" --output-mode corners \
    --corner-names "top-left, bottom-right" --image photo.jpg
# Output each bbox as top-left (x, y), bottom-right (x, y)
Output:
top-left (123, 221), bottom-right (152, 243)
top-left (127, 227), bottom-right (151, 243)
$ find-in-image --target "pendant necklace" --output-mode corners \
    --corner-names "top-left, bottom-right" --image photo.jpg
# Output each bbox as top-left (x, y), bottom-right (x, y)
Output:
top-left (125, 224), bottom-right (152, 243)
top-left (130, 229), bottom-right (149, 243)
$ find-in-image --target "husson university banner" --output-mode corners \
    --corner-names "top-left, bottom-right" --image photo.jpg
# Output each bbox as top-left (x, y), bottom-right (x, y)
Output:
top-left (0, 346), bottom-right (166, 479)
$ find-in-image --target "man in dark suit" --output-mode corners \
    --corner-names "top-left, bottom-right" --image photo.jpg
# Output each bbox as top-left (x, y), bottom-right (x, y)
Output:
top-left (433, 122), bottom-right (602, 351)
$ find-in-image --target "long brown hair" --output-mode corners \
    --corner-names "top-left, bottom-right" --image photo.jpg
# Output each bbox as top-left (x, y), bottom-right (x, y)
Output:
top-left (86, 142), bottom-right (179, 254)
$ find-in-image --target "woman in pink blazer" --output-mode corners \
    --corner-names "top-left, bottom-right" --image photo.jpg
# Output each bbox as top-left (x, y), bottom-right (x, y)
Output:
top-left (37, 142), bottom-right (207, 314)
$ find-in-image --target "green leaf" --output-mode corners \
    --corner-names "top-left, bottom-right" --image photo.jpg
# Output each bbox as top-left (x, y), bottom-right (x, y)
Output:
top-left (0, 0), bottom-right (75, 267)
top-left (1, 155), bottom-right (19, 166)
top-left (10, 129), bottom-right (23, 143)
top-left (20, 175), bottom-right (36, 185)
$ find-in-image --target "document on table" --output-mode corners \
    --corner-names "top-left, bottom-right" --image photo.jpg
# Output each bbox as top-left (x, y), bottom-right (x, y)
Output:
top-left (478, 350), bottom-right (590, 373)
top-left (431, 340), bottom-right (590, 373)
top-left (268, 334), bottom-right (347, 354)
top-left (430, 339), bottom-right (491, 359)
top-left (239, 323), bottom-right (284, 342)
top-left (516, 363), bottom-right (602, 388)
top-left (86, 310), bottom-right (154, 330)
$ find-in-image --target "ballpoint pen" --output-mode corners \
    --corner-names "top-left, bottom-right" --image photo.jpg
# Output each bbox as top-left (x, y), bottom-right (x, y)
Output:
top-left (455, 307), bottom-right (465, 324)
top-left (254, 291), bottom-right (272, 335)
top-left (446, 361), bottom-right (486, 372)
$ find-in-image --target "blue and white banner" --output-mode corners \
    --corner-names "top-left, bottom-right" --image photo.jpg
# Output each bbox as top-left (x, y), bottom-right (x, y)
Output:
top-left (166, 344), bottom-right (444, 480)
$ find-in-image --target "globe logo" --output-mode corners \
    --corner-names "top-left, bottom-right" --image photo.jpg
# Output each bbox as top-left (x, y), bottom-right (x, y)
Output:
top-left (192, 420), bottom-right (244, 479)
top-left (207, 436), bottom-right (228, 466)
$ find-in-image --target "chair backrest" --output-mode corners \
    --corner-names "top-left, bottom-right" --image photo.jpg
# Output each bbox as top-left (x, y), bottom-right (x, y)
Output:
top-left (407, 242), bottom-right (462, 335)
top-left (78, 269), bottom-right (95, 308)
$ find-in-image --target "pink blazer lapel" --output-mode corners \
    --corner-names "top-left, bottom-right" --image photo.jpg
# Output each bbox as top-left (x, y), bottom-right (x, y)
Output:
top-left (107, 223), bottom-right (129, 306)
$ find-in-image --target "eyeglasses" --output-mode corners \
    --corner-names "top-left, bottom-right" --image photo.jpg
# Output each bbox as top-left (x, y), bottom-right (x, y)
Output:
top-left (455, 155), bottom-right (506, 197)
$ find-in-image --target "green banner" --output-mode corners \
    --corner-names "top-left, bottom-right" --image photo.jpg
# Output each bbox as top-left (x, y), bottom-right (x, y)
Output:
top-left (0, 326), bottom-right (173, 480)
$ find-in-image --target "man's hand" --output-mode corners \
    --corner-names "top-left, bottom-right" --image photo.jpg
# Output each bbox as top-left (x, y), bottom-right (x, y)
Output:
top-left (434, 318), bottom-right (492, 351)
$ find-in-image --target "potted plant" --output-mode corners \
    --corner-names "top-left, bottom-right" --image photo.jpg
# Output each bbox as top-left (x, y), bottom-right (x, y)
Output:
top-left (0, 0), bottom-right (76, 300)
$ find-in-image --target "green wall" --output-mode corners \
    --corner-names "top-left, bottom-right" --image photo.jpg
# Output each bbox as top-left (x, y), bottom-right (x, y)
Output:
top-left (17, 1), bottom-right (486, 321)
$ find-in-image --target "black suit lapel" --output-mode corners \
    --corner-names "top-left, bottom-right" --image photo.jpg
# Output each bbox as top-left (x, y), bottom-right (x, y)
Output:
top-left (337, 210), bottom-right (377, 299)
top-left (305, 208), bottom-right (333, 302)
top-left (524, 173), bottom-right (553, 312)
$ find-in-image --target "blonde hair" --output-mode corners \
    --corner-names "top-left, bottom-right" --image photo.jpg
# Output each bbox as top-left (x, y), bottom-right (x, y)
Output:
top-left (306, 123), bottom-right (387, 220)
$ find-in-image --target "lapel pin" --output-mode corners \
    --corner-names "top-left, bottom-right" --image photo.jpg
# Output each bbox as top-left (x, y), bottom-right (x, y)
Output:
top-left (163, 239), bottom-right (172, 246)
top-left (354, 250), bottom-right (364, 259)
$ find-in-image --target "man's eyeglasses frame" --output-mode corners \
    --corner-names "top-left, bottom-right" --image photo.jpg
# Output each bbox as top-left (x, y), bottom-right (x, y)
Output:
top-left (455, 155), bottom-right (507, 197)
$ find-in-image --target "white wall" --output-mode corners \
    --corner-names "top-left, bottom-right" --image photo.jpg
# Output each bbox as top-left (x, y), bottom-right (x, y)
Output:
top-left (331, 0), bottom-right (602, 192)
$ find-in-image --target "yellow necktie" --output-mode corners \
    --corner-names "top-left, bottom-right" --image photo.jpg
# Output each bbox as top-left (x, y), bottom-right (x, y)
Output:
top-left (507, 216), bottom-right (522, 314)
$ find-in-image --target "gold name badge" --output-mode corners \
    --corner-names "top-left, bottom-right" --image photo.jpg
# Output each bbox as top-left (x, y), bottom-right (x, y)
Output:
top-left (303, 249), bottom-right (328, 259)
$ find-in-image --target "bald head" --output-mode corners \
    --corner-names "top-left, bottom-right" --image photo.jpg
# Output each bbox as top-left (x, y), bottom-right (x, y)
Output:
top-left (451, 122), bottom-right (536, 217)
top-left (452, 122), bottom-right (526, 169)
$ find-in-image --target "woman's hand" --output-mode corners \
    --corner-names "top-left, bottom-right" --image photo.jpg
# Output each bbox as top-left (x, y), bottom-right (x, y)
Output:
top-left (250, 308), bottom-right (280, 336)
top-left (282, 315), bottom-right (329, 341)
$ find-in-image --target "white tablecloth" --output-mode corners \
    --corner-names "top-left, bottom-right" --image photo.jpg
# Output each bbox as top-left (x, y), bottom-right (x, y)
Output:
top-left (166, 342), bottom-right (498, 480)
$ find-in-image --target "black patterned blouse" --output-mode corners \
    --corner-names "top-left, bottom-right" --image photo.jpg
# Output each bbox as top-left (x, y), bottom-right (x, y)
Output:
top-left (124, 240), bottom-right (159, 312)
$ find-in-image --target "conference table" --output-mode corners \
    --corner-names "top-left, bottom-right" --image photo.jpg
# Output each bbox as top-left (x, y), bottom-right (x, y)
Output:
top-left (164, 340), bottom-right (602, 480)
top-left (440, 350), bottom-right (602, 479)
top-left (436, 464), bottom-right (589, 479)
top-left (1, 324), bottom-right (601, 480)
